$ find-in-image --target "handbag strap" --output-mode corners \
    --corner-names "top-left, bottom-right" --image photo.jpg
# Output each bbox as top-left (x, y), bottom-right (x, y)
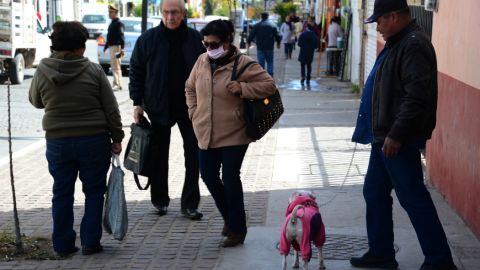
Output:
top-left (231, 53), bottom-right (256, 81)
top-left (134, 174), bottom-right (150, 190)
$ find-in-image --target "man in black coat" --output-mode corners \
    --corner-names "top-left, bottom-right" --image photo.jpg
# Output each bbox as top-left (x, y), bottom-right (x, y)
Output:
top-left (105, 5), bottom-right (124, 90)
top-left (129, 0), bottom-right (206, 219)
top-left (350, 1), bottom-right (457, 270)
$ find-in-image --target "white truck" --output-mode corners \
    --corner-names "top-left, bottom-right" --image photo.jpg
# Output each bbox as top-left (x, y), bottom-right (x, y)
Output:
top-left (0, 0), bottom-right (50, 84)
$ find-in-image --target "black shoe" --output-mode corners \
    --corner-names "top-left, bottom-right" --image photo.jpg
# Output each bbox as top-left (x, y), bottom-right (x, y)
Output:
top-left (82, 244), bottom-right (103, 255)
top-left (222, 232), bottom-right (246, 247)
top-left (420, 262), bottom-right (457, 270)
top-left (56, 246), bottom-right (79, 257)
top-left (306, 80), bottom-right (310, 86)
top-left (350, 251), bottom-right (398, 269)
top-left (156, 206), bottom-right (168, 216)
top-left (300, 78), bottom-right (305, 85)
top-left (181, 208), bottom-right (203, 220)
top-left (221, 223), bottom-right (230, 237)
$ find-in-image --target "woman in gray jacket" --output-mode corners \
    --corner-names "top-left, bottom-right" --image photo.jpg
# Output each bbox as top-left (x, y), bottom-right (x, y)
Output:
top-left (29, 21), bottom-right (124, 257)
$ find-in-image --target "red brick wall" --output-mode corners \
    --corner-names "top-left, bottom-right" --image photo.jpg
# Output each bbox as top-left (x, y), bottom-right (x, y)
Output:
top-left (426, 72), bottom-right (480, 238)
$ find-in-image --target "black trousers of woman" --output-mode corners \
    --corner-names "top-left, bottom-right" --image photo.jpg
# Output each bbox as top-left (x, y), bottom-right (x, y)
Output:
top-left (199, 145), bottom-right (249, 234)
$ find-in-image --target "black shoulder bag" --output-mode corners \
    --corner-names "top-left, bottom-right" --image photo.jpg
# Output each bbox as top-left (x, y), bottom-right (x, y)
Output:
top-left (231, 54), bottom-right (284, 140)
top-left (123, 116), bottom-right (154, 190)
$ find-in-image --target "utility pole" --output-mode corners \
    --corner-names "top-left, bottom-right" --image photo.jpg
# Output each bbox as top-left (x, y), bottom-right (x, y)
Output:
top-left (141, 0), bottom-right (148, 33)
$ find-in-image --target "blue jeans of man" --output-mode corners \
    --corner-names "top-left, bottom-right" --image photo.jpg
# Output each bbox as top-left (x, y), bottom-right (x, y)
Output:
top-left (46, 134), bottom-right (111, 253)
top-left (364, 142), bottom-right (453, 264)
top-left (257, 50), bottom-right (274, 77)
top-left (199, 145), bottom-right (249, 234)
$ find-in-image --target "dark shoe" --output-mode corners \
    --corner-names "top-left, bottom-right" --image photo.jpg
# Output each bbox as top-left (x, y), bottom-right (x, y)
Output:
top-left (181, 208), bottom-right (203, 220)
top-left (350, 251), bottom-right (398, 269)
top-left (222, 232), bottom-right (246, 248)
top-left (156, 206), bottom-right (168, 216)
top-left (306, 80), bottom-right (310, 86)
top-left (420, 262), bottom-right (457, 270)
top-left (82, 244), bottom-right (103, 255)
top-left (300, 78), bottom-right (305, 85)
top-left (56, 246), bottom-right (79, 257)
top-left (221, 223), bottom-right (230, 237)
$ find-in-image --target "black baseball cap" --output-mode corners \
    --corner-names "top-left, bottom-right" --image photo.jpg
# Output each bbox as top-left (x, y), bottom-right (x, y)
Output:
top-left (364, 0), bottom-right (409, 24)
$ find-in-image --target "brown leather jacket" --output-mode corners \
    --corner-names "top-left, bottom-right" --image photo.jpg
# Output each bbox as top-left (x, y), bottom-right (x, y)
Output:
top-left (185, 51), bottom-right (276, 149)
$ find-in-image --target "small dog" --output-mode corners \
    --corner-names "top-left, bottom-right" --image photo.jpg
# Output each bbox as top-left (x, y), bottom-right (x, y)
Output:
top-left (280, 191), bottom-right (326, 270)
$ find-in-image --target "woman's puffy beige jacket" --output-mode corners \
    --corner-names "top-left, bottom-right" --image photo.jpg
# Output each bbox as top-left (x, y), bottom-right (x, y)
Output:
top-left (185, 51), bottom-right (276, 150)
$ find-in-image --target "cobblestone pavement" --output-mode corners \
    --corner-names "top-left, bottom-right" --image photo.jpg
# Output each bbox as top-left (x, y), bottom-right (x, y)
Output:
top-left (0, 78), bottom-right (277, 269)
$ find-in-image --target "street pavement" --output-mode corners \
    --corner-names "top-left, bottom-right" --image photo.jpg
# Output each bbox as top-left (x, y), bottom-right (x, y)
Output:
top-left (0, 42), bottom-right (478, 270)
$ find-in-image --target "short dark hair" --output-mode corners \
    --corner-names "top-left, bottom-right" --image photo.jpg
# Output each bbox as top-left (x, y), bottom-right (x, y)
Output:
top-left (261, 12), bottom-right (269, 20)
top-left (200, 19), bottom-right (234, 43)
top-left (49, 21), bottom-right (89, 52)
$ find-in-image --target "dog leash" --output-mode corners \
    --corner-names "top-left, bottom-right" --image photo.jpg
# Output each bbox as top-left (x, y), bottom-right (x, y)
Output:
top-left (318, 142), bottom-right (358, 207)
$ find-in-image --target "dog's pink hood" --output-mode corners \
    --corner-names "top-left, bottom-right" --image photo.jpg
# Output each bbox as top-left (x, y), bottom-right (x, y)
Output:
top-left (280, 195), bottom-right (326, 261)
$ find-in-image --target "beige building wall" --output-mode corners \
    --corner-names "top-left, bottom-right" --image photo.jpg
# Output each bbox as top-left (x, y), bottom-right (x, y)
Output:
top-left (432, 0), bottom-right (480, 89)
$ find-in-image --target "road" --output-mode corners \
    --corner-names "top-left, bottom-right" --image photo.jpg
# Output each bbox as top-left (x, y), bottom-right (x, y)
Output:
top-left (0, 40), bottom-right (130, 160)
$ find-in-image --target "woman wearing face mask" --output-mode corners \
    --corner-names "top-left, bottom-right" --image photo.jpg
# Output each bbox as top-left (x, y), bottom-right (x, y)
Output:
top-left (185, 19), bottom-right (276, 247)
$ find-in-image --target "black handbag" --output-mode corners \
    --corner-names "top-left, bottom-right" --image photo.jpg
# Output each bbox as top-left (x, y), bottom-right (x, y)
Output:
top-left (231, 54), bottom-right (284, 140)
top-left (123, 116), bottom-right (154, 190)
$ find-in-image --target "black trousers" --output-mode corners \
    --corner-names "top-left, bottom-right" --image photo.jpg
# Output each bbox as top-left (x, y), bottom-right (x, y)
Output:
top-left (149, 117), bottom-right (200, 210)
top-left (199, 145), bottom-right (249, 234)
top-left (327, 50), bottom-right (342, 76)
top-left (300, 62), bottom-right (312, 81)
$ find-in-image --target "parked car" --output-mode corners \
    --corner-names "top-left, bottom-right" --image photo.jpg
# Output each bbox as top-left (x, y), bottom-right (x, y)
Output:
top-left (82, 14), bottom-right (109, 39)
top-left (187, 18), bottom-right (208, 32)
top-left (97, 17), bottom-right (160, 74)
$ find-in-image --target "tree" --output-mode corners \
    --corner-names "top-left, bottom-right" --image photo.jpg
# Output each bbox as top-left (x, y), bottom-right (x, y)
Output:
top-left (273, 2), bottom-right (297, 24)
top-left (6, 79), bottom-right (23, 251)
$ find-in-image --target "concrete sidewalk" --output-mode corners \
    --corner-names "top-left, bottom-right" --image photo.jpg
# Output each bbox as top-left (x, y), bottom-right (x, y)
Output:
top-left (0, 47), bottom-right (478, 270)
top-left (215, 48), bottom-right (480, 270)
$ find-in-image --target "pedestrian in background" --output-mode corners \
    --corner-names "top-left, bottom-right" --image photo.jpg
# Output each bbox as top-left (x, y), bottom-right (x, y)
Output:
top-left (29, 21), bottom-right (124, 257)
top-left (293, 17), bottom-right (303, 51)
top-left (185, 20), bottom-right (276, 247)
top-left (129, 0), bottom-right (205, 219)
top-left (280, 16), bottom-right (295, 59)
top-left (297, 23), bottom-right (318, 87)
top-left (247, 12), bottom-right (281, 77)
top-left (105, 5), bottom-right (124, 90)
top-left (326, 16), bottom-right (344, 76)
top-left (351, 0), bottom-right (457, 269)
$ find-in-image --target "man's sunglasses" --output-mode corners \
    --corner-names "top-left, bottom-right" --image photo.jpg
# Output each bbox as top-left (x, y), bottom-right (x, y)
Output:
top-left (203, 41), bottom-right (221, 50)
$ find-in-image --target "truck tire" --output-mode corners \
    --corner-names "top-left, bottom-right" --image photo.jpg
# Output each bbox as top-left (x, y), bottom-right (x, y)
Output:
top-left (101, 64), bottom-right (110, 74)
top-left (9, 54), bottom-right (25, 84)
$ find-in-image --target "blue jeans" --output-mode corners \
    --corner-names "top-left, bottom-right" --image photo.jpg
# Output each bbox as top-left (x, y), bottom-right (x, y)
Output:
top-left (364, 142), bottom-right (453, 264)
top-left (257, 50), bottom-right (274, 77)
top-left (46, 134), bottom-right (111, 252)
top-left (199, 145), bottom-right (249, 234)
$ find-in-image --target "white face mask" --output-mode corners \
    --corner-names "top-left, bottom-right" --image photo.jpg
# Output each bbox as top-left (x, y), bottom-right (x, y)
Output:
top-left (207, 46), bottom-right (225, 59)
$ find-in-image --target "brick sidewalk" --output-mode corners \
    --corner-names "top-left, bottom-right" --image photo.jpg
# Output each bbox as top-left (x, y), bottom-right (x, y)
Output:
top-left (0, 64), bottom-right (280, 269)
top-left (0, 107), bottom-right (279, 270)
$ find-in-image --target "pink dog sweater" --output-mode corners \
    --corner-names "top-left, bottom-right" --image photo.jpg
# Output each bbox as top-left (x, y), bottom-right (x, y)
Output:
top-left (279, 195), bottom-right (326, 261)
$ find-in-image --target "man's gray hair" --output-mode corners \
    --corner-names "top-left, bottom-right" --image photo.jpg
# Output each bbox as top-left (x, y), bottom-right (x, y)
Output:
top-left (160, 0), bottom-right (186, 12)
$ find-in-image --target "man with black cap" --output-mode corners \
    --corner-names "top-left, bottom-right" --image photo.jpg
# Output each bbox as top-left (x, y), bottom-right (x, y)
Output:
top-left (351, 0), bottom-right (457, 270)
top-left (247, 12), bottom-right (281, 77)
top-left (105, 5), bottom-right (124, 90)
